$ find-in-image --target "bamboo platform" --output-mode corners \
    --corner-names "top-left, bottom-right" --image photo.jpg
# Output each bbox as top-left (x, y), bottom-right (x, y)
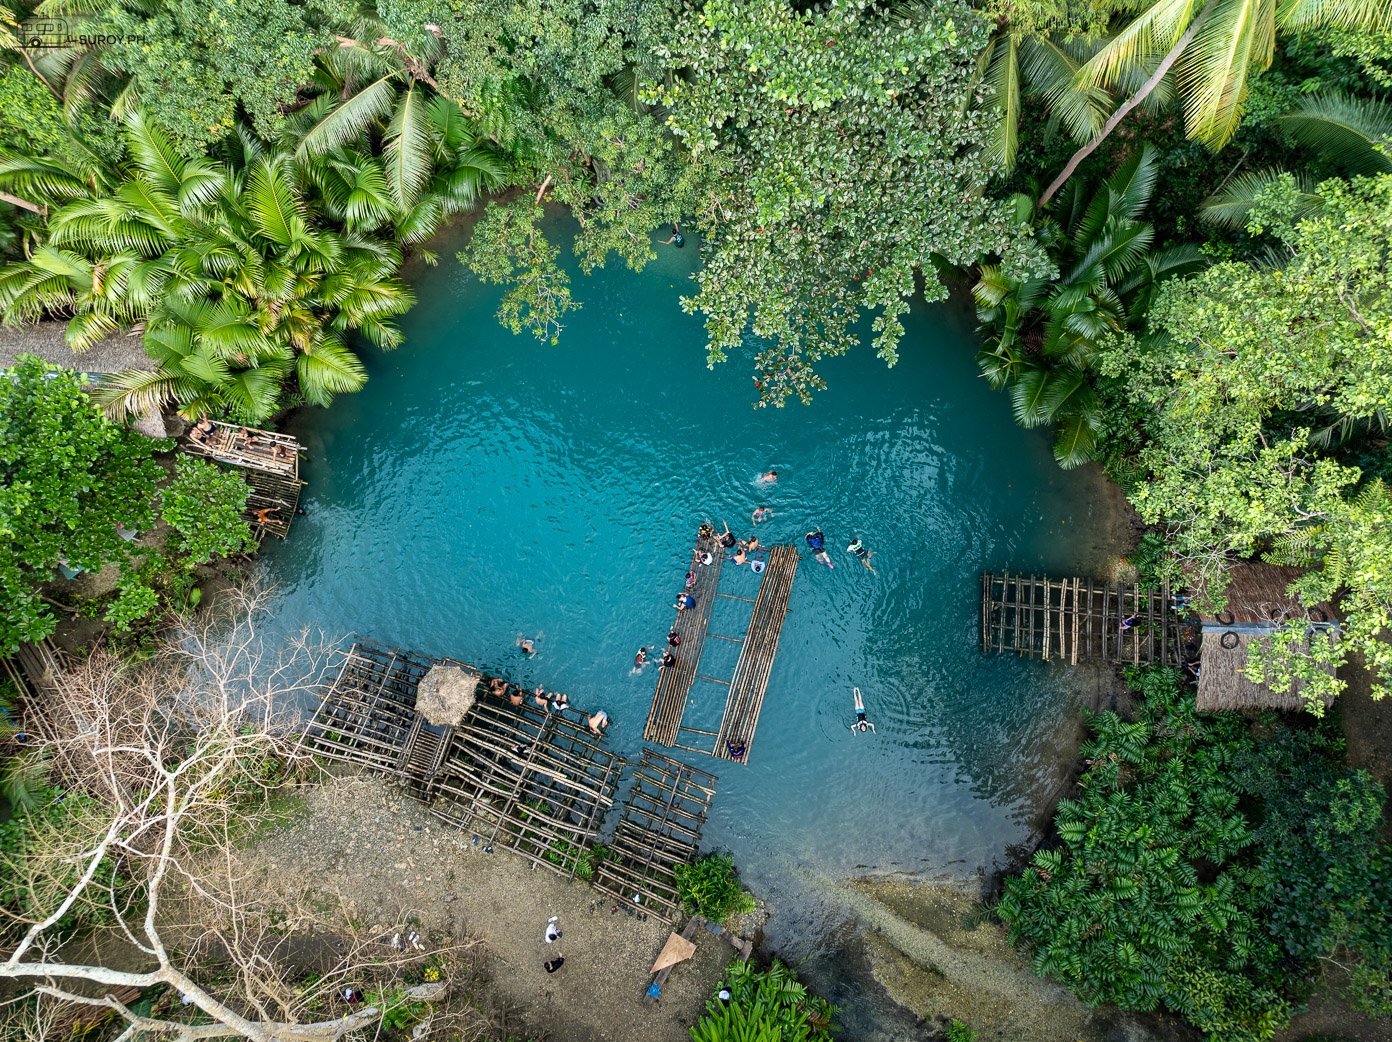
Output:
top-left (299, 640), bottom-right (626, 883)
top-left (644, 535), bottom-right (723, 744)
top-left (980, 572), bottom-right (1183, 665)
top-left (593, 750), bottom-right (716, 921)
top-left (682, 545), bottom-right (798, 762)
top-left (181, 421), bottom-right (304, 539)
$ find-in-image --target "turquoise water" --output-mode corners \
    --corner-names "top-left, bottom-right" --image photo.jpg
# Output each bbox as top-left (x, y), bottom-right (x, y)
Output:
top-left (259, 213), bottom-right (1114, 1032)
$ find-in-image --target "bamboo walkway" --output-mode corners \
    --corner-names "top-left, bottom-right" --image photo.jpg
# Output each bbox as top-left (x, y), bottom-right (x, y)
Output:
top-left (299, 641), bottom-right (625, 883)
top-left (181, 421), bottom-right (304, 539)
top-left (592, 750), bottom-right (716, 921)
top-left (980, 572), bottom-right (1182, 665)
top-left (644, 535), bottom-right (723, 744)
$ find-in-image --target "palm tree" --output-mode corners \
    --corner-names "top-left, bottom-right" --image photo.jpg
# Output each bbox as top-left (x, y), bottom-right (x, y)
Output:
top-left (976, 146), bottom-right (1206, 467)
top-left (0, 114), bottom-right (416, 420)
top-left (1038, 0), bottom-right (1392, 206)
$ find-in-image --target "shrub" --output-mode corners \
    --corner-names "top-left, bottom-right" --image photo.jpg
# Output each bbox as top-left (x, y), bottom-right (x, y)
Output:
top-left (689, 961), bottom-right (834, 1042)
top-left (674, 853), bottom-right (755, 923)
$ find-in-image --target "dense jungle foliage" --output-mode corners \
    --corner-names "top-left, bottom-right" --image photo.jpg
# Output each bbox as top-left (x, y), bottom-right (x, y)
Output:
top-left (1000, 666), bottom-right (1392, 1040)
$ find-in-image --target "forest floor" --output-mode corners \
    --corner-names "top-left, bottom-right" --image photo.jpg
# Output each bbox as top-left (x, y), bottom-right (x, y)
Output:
top-left (232, 772), bottom-right (731, 1042)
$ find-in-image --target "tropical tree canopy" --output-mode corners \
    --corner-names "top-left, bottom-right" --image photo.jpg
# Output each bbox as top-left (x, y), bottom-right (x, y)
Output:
top-left (649, 0), bottom-right (1047, 406)
top-left (1098, 173), bottom-right (1392, 704)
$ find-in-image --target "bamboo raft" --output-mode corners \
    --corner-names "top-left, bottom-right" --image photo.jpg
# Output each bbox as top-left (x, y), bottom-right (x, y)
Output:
top-left (181, 421), bottom-right (304, 539)
top-left (980, 572), bottom-right (1184, 665)
top-left (644, 535), bottom-right (724, 744)
top-left (592, 750), bottom-right (716, 921)
top-left (299, 641), bottom-right (625, 883)
top-left (699, 544), bottom-right (798, 762)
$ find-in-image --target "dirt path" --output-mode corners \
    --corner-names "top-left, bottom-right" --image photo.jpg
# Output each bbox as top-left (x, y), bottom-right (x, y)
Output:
top-left (237, 774), bottom-right (732, 1042)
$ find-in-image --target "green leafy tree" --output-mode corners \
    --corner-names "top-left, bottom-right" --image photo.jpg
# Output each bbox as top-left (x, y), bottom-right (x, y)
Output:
top-left (1098, 173), bottom-right (1392, 704)
top-left (999, 667), bottom-right (1289, 1041)
top-left (975, 145), bottom-right (1205, 466)
top-left (0, 357), bottom-right (163, 652)
top-left (649, 0), bottom-right (1046, 405)
top-left (160, 457), bottom-right (254, 567)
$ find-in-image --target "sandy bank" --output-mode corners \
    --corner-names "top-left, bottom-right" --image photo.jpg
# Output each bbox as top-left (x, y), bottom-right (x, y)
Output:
top-left (235, 773), bottom-right (732, 1042)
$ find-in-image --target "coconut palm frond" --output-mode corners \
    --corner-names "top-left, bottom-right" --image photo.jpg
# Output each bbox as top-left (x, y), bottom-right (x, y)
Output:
top-left (1021, 35), bottom-right (1112, 147)
top-left (296, 74), bottom-right (401, 156)
top-left (1178, 0), bottom-right (1277, 150)
top-left (1279, 91), bottom-right (1392, 174)
top-left (1199, 167), bottom-right (1321, 228)
top-left (978, 32), bottom-right (1022, 169)
top-left (384, 84), bottom-right (432, 210)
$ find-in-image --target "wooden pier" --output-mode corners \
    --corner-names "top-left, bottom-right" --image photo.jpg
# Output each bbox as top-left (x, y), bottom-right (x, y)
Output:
top-left (592, 750), bottom-right (716, 921)
top-left (980, 572), bottom-right (1183, 665)
top-left (300, 641), bottom-right (625, 882)
top-left (182, 421), bottom-right (304, 539)
top-left (644, 536), bottom-right (723, 745)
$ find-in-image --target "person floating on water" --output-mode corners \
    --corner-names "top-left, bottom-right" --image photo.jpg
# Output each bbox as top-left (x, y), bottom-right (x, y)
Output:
top-left (752, 505), bottom-right (772, 525)
top-left (661, 223), bottom-right (684, 247)
top-left (632, 647), bottom-right (649, 673)
top-left (698, 522), bottom-right (715, 540)
top-left (846, 538), bottom-right (876, 575)
top-left (758, 470), bottom-right (778, 484)
top-left (851, 687), bottom-right (876, 734)
top-left (805, 528), bottom-right (832, 568)
top-left (517, 636), bottom-right (536, 656)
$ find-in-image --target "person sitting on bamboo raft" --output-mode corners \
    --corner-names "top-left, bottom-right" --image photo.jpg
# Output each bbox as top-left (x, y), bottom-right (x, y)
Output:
top-left (188, 416), bottom-right (215, 444)
top-left (850, 687), bottom-right (876, 734)
top-left (731, 545), bottom-right (747, 566)
top-left (588, 710), bottom-right (609, 736)
top-left (511, 686), bottom-right (528, 707)
top-left (726, 738), bottom-right (746, 761)
top-left (660, 650), bottom-right (677, 669)
top-left (698, 522), bottom-right (715, 540)
top-left (534, 688), bottom-right (549, 709)
top-left (549, 691), bottom-right (570, 715)
top-left (675, 592), bottom-right (695, 611)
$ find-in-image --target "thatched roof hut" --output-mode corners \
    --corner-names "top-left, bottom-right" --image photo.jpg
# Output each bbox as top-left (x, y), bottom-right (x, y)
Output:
top-left (1192, 562), bottom-right (1339, 713)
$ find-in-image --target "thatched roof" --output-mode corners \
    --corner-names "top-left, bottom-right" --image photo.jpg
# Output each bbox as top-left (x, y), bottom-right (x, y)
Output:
top-left (1192, 561), bottom-right (1337, 626)
top-left (413, 663), bottom-right (481, 727)
top-left (1196, 627), bottom-right (1337, 713)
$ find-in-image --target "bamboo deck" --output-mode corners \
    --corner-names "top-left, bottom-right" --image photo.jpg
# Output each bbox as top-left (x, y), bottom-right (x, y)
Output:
top-left (980, 572), bottom-right (1184, 665)
top-left (644, 536), bottom-right (723, 744)
top-left (592, 750), bottom-right (716, 921)
top-left (181, 421), bottom-right (304, 539)
top-left (300, 641), bottom-right (625, 883)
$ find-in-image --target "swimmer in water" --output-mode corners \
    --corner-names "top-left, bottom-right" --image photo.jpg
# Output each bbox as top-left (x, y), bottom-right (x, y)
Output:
top-left (731, 546), bottom-right (747, 566)
top-left (846, 538), bottom-right (877, 575)
top-left (518, 636), bottom-right (536, 656)
top-left (758, 470), bottom-right (778, 484)
top-left (632, 647), bottom-right (650, 674)
top-left (850, 687), bottom-right (876, 734)
top-left (661, 223), bottom-right (685, 247)
top-left (752, 506), bottom-right (772, 525)
top-left (805, 528), bottom-right (832, 568)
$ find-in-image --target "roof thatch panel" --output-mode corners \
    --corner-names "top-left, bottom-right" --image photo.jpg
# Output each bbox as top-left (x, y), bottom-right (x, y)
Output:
top-left (1196, 628), bottom-right (1337, 712)
top-left (1190, 561), bottom-right (1337, 626)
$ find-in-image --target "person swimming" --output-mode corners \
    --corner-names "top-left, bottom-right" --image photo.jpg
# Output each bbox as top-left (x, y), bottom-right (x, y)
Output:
top-left (850, 687), bottom-right (876, 734)
top-left (731, 546), bottom-right (747, 566)
top-left (758, 470), bottom-right (778, 484)
top-left (846, 538), bottom-right (876, 575)
top-left (805, 529), bottom-right (832, 568)
top-left (633, 646), bottom-right (649, 669)
top-left (752, 506), bottom-right (772, 524)
top-left (662, 223), bottom-right (685, 247)
top-left (518, 636), bottom-right (536, 655)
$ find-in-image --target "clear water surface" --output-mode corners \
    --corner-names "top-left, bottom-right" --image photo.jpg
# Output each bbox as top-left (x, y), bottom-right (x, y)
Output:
top-left (258, 213), bottom-right (1114, 1035)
